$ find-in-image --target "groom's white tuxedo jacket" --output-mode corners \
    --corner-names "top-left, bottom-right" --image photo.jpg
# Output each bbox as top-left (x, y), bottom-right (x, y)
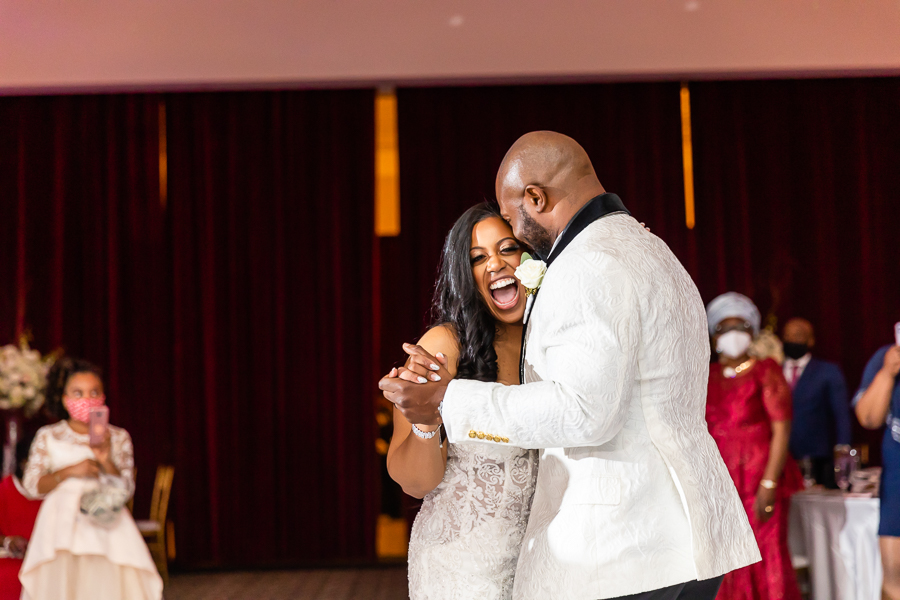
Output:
top-left (442, 209), bottom-right (760, 600)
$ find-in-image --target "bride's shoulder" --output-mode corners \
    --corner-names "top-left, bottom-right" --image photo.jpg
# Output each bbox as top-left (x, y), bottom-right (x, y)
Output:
top-left (417, 324), bottom-right (460, 373)
top-left (418, 323), bottom-right (458, 347)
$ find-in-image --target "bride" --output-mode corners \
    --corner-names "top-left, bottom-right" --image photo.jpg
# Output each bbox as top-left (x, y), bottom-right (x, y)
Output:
top-left (387, 202), bottom-right (539, 600)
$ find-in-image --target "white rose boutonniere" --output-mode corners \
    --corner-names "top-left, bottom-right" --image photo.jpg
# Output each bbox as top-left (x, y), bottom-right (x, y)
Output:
top-left (514, 252), bottom-right (547, 297)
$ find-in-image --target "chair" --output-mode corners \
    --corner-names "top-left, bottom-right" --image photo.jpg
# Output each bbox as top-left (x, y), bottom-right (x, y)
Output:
top-left (135, 465), bottom-right (174, 585)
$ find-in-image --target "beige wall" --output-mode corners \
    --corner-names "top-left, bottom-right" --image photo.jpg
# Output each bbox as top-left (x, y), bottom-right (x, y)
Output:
top-left (2, 0), bottom-right (899, 93)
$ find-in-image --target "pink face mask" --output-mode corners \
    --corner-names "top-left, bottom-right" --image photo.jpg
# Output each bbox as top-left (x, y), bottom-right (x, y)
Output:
top-left (63, 396), bottom-right (106, 423)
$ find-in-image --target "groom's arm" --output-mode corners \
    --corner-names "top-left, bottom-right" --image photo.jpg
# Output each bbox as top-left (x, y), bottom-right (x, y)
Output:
top-left (442, 252), bottom-right (639, 449)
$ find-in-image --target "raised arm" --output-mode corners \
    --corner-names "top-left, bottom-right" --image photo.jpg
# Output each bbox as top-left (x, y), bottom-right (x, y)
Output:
top-left (386, 325), bottom-right (459, 499)
top-left (440, 253), bottom-right (638, 449)
top-left (855, 346), bottom-right (900, 430)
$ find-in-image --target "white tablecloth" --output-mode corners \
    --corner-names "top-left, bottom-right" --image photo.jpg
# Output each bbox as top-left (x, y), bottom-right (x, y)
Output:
top-left (789, 490), bottom-right (882, 600)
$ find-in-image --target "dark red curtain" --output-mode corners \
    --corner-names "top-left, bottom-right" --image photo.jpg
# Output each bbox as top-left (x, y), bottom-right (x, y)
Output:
top-left (0, 90), bottom-right (380, 568)
top-left (0, 93), bottom-right (170, 518)
top-left (689, 77), bottom-right (900, 378)
top-left (164, 90), bottom-right (378, 567)
top-left (688, 77), bottom-right (900, 461)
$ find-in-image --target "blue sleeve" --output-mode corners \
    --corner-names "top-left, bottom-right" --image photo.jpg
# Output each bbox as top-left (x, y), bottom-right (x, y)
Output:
top-left (828, 365), bottom-right (852, 445)
top-left (853, 346), bottom-right (890, 406)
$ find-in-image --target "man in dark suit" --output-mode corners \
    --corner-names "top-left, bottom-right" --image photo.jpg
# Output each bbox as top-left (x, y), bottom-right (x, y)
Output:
top-left (782, 318), bottom-right (852, 488)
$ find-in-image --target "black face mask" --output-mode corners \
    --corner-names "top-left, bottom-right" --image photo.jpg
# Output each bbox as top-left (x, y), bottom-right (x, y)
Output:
top-left (783, 342), bottom-right (810, 360)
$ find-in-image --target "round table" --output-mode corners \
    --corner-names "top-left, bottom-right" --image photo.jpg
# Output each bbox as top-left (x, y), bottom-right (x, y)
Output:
top-left (789, 489), bottom-right (882, 600)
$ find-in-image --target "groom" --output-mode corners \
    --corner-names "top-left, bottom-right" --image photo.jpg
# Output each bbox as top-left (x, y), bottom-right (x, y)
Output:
top-left (381, 131), bottom-right (759, 600)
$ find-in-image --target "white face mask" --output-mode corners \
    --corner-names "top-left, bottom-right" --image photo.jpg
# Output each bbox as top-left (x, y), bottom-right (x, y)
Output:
top-left (716, 330), bottom-right (752, 359)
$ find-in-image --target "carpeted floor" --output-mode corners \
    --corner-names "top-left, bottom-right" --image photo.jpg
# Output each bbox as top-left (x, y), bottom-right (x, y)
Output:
top-left (165, 567), bottom-right (408, 600)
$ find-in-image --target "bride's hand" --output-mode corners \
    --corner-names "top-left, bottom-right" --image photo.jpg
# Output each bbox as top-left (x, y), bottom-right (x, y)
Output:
top-left (383, 345), bottom-right (451, 384)
top-left (396, 343), bottom-right (451, 384)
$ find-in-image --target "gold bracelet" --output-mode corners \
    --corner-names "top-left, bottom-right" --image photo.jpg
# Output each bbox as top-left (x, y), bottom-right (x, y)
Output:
top-left (760, 479), bottom-right (777, 490)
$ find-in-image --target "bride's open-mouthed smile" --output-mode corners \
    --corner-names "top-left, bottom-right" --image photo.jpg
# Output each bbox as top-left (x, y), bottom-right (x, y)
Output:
top-left (469, 216), bottom-right (527, 324)
top-left (488, 276), bottom-right (519, 310)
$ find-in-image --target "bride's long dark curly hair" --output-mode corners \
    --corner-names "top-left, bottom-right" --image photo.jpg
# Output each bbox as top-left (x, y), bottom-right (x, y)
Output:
top-left (431, 202), bottom-right (508, 382)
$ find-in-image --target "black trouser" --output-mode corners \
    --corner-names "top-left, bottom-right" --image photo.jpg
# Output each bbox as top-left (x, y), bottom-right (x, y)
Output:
top-left (608, 575), bottom-right (724, 600)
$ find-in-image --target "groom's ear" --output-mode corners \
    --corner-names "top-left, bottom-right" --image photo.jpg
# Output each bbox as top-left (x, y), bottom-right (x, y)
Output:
top-left (524, 185), bottom-right (549, 213)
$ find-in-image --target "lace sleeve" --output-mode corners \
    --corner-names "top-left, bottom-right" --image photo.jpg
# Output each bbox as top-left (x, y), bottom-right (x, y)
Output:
top-left (110, 427), bottom-right (135, 497)
top-left (22, 427), bottom-right (51, 499)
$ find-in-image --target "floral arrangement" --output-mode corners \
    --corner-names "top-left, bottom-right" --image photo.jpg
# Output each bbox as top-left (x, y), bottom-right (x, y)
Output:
top-left (0, 338), bottom-right (55, 416)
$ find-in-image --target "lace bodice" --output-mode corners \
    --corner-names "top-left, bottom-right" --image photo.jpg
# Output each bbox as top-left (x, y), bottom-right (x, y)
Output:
top-left (22, 420), bottom-right (135, 499)
top-left (408, 441), bottom-right (538, 600)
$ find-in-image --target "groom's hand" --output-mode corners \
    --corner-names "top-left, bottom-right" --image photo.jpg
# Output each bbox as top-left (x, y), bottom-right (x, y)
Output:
top-left (379, 344), bottom-right (449, 426)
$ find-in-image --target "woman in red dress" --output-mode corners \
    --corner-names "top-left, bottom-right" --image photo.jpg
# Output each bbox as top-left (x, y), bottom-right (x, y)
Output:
top-left (0, 435), bottom-right (42, 600)
top-left (705, 292), bottom-right (801, 600)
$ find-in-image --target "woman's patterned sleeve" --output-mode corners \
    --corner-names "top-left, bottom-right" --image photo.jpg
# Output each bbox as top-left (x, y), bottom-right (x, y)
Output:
top-left (22, 427), bottom-right (51, 498)
top-left (111, 428), bottom-right (136, 497)
top-left (761, 360), bottom-right (793, 423)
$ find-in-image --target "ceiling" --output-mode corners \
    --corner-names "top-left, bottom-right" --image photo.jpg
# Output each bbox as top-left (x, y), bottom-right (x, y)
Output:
top-left (2, 0), bottom-right (899, 94)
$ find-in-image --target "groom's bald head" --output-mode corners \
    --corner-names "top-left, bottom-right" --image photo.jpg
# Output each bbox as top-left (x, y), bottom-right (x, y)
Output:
top-left (495, 131), bottom-right (605, 257)
top-left (497, 131), bottom-right (595, 193)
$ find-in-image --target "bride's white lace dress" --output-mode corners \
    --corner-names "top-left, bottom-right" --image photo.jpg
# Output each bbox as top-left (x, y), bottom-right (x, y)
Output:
top-left (408, 440), bottom-right (538, 600)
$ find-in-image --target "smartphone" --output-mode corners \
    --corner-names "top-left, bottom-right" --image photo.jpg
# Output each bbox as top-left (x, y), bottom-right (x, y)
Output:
top-left (89, 406), bottom-right (109, 448)
top-left (895, 322), bottom-right (900, 347)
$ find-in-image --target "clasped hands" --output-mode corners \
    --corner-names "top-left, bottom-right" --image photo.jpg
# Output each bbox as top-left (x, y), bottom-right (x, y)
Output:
top-left (379, 343), bottom-right (452, 426)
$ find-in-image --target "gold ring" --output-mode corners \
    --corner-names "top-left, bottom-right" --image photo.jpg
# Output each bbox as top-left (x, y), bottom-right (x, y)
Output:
top-left (764, 505), bottom-right (774, 513)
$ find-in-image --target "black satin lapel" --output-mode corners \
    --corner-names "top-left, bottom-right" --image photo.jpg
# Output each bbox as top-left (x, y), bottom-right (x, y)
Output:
top-left (545, 193), bottom-right (629, 266)
top-left (519, 310), bottom-right (527, 383)
top-left (519, 295), bottom-right (535, 383)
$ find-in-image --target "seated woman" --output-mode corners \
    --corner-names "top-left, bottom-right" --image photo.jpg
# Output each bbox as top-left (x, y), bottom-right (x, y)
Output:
top-left (19, 357), bottom-right (162, 600)
top-left (0, 434), bottom-right (42, 600)
top-left (704, 292), bottom-right (802, 600)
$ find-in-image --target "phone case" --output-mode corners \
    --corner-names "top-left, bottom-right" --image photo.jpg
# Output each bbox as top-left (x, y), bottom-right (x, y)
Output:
top-left (89, 406), bottom-right (109, 447)
top-left (895, 322), bottom-right (900, 347)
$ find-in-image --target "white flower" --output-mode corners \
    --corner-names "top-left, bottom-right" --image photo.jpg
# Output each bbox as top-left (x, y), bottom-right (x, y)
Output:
top-left (514, 253), bottom-right (548, 295)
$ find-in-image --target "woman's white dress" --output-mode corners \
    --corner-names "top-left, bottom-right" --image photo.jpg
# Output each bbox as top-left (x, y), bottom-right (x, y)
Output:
top-left (407, 440), bottom-right (538, 600)
top-left (19, 421), bottom-right (162, 600)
